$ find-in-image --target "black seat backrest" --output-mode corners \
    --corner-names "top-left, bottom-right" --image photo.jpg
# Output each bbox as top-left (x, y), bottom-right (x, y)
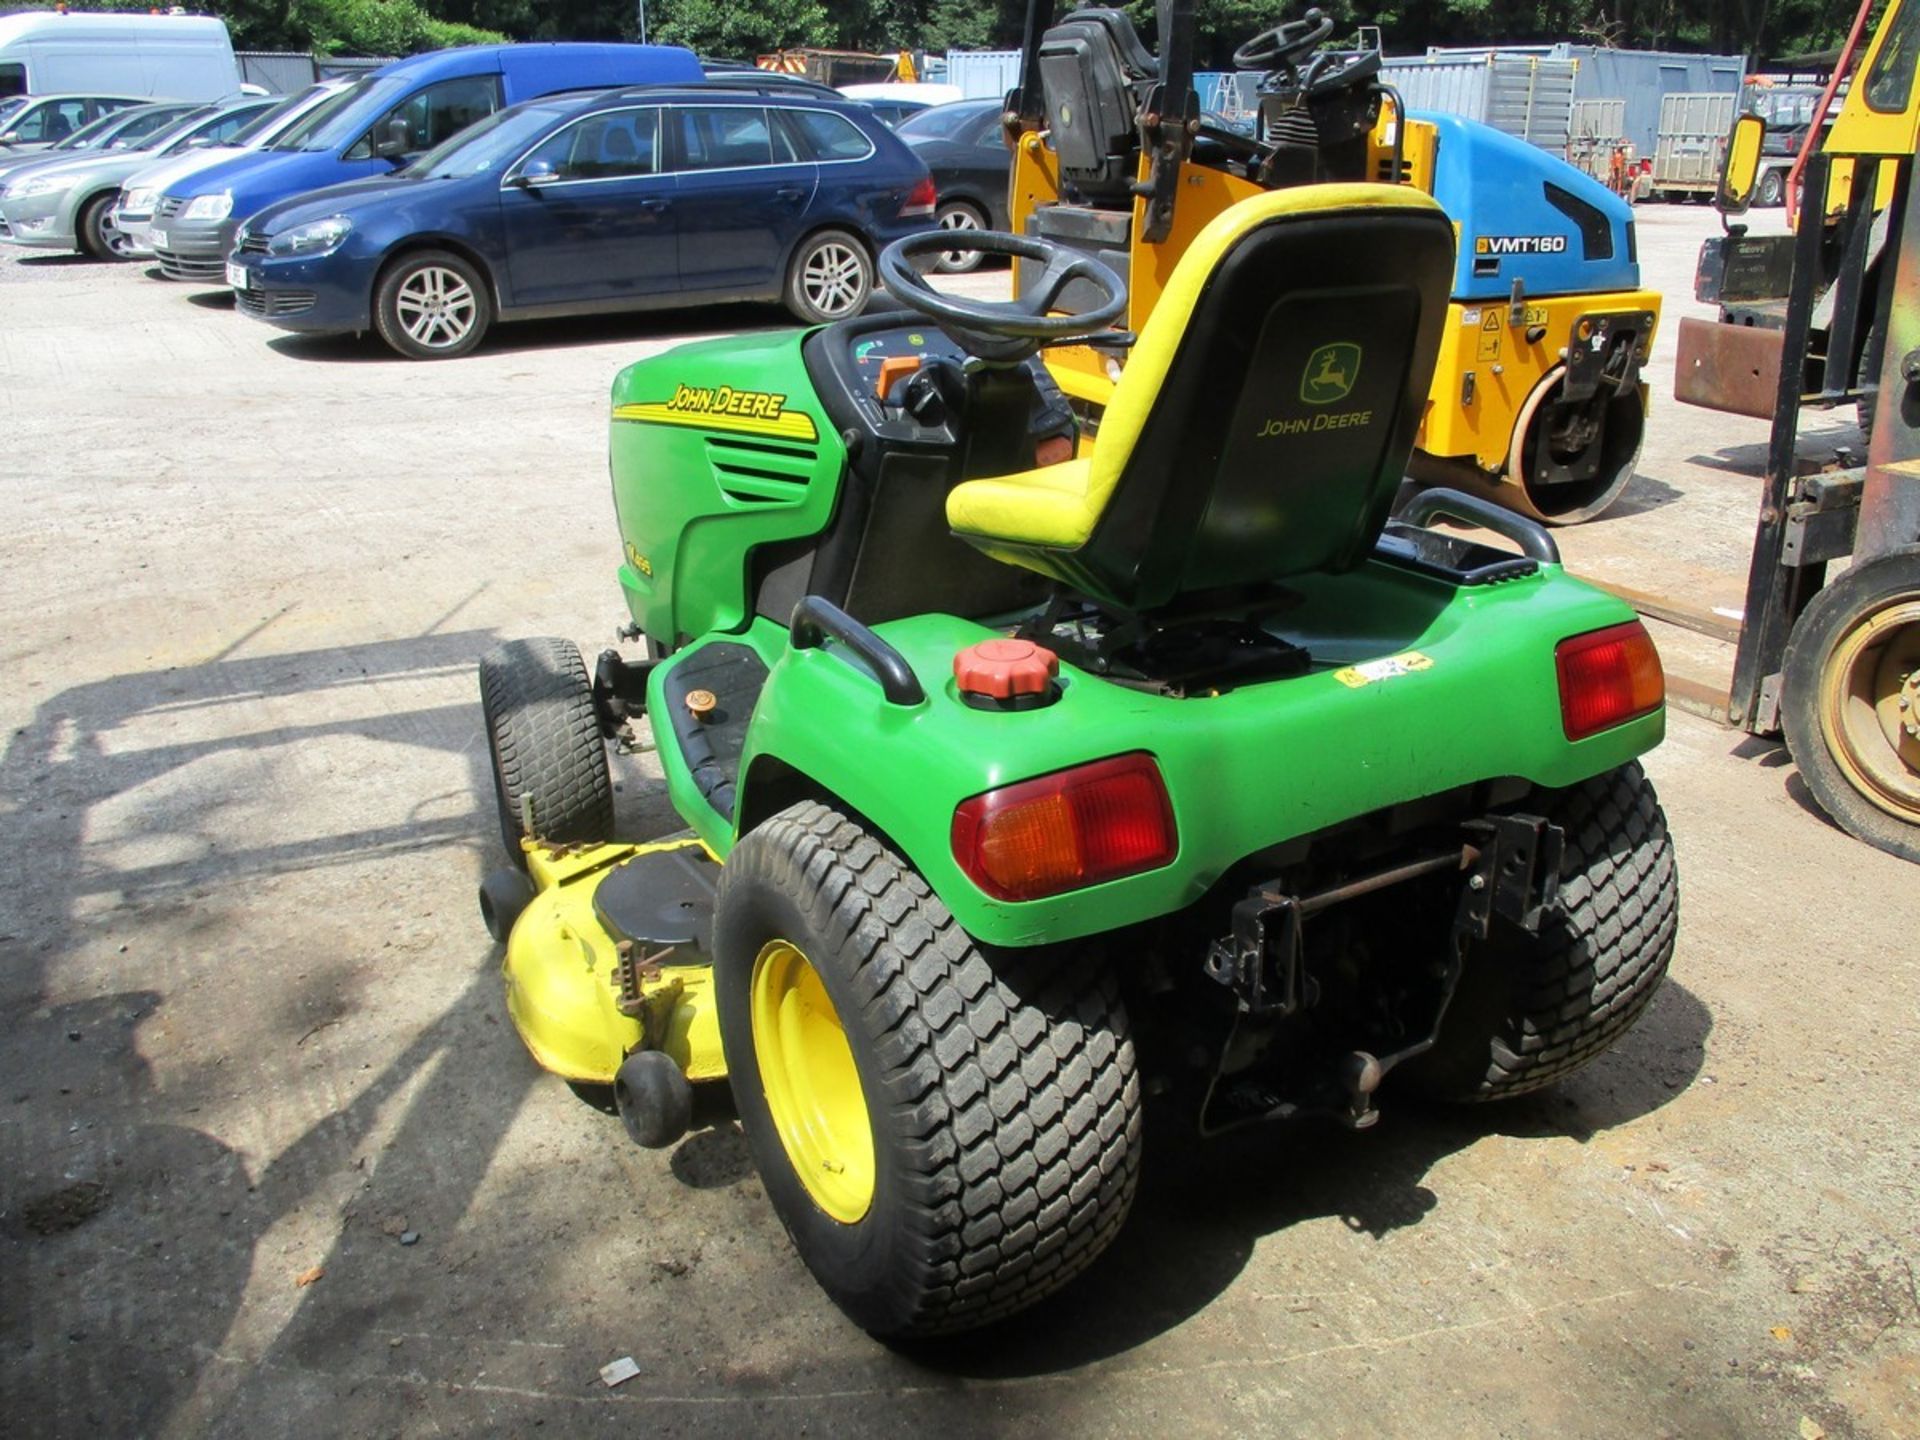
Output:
top-left (1037, 7), bottom-right (1156, 203)
top-left (1069, 192), bottom-right (1457, 610)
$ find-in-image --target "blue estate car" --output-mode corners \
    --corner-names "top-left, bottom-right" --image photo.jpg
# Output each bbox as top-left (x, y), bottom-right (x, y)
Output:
top-left (225, 87), bottom-right (937, 358)
top-left (149, 42), bottom-right (705, 281)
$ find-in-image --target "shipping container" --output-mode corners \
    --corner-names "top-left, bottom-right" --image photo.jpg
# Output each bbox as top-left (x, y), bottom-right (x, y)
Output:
top-left (1379, 53), bottom-right (1577, 149)
top-left (1651, 89), bottom-right (1736, 196)
top-left (1568, 96), bottom-right (1626, 183)
top-left (944, 49), bottom-right (1021, 101)
top-left (1421, 43), bottom-right (1744, 156)
top-left (235, 50), bottom-right (317, 94)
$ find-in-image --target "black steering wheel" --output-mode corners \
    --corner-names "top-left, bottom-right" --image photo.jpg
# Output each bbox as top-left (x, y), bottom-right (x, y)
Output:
top-left (1232, 8), bottom-right (1334, 71)
top-left (1299, 46), bottom-right (1381, 97)
top-left (877, 230), bottom-right (1128, 365)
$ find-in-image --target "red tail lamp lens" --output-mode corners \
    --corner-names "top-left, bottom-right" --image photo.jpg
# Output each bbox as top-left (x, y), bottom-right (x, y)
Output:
top-left (902, 174), bottom-right (937, 217)
top-left (1556, 620), bottom-right (1665, 739)
top-left (951, 753), bottom-right (1177, 901)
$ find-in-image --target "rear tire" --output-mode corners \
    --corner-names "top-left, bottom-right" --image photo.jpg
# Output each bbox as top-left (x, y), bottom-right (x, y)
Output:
top-left (1780, 546), bottom-right (1920, 862)
top-left (784, 229), bottom-right (872, 324)
top-left (714, 801), bottom-right (1142, 1337)
top-left (1404, 762), bottom-right (1679, 1101)
top-left (374, 249), bottom-right (493, 360)
top-left (1756, 168), bottom-right (1785, 207)
top-left (477, 637), bottom-right (613, 868)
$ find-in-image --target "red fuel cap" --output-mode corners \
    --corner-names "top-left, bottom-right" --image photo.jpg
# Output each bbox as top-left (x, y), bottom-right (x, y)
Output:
top-left (954, 638), bottom-right (1059, 701)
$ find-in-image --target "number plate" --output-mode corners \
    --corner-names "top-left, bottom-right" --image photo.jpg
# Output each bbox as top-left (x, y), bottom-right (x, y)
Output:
top-left (149, 228), bottom-right (166, 248)
top-left (226, 261), bottom-right (250, 290)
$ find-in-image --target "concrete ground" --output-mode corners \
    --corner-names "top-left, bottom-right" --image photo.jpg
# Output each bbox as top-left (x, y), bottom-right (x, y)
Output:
top-left (1, 204), bottom-right (1915, 1439)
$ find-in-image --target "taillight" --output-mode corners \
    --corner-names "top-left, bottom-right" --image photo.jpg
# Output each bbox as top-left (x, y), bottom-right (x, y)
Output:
top-left (901, 174), bottom-right (936, 218)
top-left (1555, 620), bottom-right (1665, 740)
top-left (951, 753), bottom-right (1177, 902)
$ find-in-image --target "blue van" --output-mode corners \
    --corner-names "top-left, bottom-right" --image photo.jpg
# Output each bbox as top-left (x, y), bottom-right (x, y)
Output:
top-left (146, 42), bottom-right (702, 280)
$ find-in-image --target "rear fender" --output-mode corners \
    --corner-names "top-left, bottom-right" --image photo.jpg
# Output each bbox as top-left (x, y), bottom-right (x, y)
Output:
top-left (730, 569), bottom-right (1663, 949)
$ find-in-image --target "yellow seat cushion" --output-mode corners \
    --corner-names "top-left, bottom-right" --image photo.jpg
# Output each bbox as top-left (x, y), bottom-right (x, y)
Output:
top-left (945, 457), bottom-right (1099, 549)
top-left (945, 182), bottom-right (1447, 555)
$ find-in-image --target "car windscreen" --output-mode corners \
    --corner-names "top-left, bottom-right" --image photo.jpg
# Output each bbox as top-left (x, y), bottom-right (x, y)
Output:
top-left (137, 106), bottom-right (224, 154)
top-left (102, 106), bottom-right (202, 150)
top-left (896, 102), bottom-right (995, 141)
top-left (404, 101), bottom-right (572, 178)
top-left (50, 110), bottom-right (139, 151)
top-left (271, 76), bottom-right (401, 152)
top-left (0, 98), bottom-right (25, 129)
top-left (226, 94), bottom-right (301, 147)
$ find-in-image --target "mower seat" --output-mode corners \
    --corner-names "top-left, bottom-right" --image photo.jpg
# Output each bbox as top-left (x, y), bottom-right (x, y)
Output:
top-left (945, 184), bottom-right (1456, 612)
top-left (1038, 6), bottom-right (1157, 203)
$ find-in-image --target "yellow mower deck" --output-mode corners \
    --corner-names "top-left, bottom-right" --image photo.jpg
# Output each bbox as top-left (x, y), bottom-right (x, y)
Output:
top-left (501, 837), bottom-right (727, 1085)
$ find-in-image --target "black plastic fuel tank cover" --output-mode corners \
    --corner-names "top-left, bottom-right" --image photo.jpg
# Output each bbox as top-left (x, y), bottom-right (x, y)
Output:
top-left (592, 844), bottom-right (718, 963)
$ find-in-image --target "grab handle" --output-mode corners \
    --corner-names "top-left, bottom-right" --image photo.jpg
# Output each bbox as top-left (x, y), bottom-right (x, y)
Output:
top-left (789, 596), bottom-right (926, 707)
top-left (1396, 487), bottom-right (1561, 564)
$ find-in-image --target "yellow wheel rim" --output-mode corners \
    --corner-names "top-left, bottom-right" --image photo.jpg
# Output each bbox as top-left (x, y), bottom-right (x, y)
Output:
top-left (749, 939), bottom-right (875, 1224)
top-left (1819, 595), bottom-right (1920, 826)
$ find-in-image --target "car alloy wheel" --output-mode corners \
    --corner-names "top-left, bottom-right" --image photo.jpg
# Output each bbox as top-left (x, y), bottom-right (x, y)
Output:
top-left (934, 202), bottom-right (985, 273)
top-left (801, 240), bottom-right (866, 319)
top-left (394, 264), bottom-right (479, 350)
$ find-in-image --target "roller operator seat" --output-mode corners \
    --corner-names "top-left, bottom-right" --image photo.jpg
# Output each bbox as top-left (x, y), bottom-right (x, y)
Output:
top-left (945, 185), bottom-right (1457, 612)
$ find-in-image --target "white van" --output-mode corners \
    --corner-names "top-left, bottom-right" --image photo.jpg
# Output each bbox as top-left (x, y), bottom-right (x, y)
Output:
top-left (0, 13), bottom-right (241, 102)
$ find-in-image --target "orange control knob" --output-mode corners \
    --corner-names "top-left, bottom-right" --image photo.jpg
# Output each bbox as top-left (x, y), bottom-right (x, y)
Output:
top-left (954, 638), bottom-right (1059, 705)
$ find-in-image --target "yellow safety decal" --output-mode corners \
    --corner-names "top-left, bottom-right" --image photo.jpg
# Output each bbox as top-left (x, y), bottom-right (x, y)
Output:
top-left (613, 383), bottom-right (819, 444)
top-left (1333, 651), bottom-right (1434, 688)
top-left (1476, 310), bottom-right (1502, 362)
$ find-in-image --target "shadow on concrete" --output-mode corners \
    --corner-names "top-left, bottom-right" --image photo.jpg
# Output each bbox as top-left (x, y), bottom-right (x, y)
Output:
top-left (1605, 471), bottom-right (1685, 517)
top-left (901, 978), bottom-right (1713, 1379)
top-left (262, 301), bottom-right (795, 365)
top-left (1730, 731), bottom-right (1842, 829)
top-left (0, 624), bottom-right (537, 1436)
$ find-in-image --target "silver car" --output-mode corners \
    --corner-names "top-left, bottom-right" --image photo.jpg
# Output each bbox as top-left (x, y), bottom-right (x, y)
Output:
top-left (0, 102), bottom-right (196, 200)
top-left (0, 97), bottom-right (277, 257)
top-left (0, 93), bottom-right (147, 152)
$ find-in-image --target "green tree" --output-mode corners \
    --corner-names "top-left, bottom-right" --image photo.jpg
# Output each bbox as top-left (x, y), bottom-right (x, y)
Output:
top-left (649, 0), bottom-right (833, 55)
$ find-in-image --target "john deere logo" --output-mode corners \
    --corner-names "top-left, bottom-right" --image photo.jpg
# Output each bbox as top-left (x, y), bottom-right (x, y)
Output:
top-left (1301, 342), bottom-right (1361, 405)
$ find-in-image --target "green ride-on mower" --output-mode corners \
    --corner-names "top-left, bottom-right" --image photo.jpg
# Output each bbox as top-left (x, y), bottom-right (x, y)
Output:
top-left (476, 184), bottom-right (1679, 1339)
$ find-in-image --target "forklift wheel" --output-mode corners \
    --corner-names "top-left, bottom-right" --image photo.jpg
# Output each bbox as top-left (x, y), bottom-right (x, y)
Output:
top-left (713, 801), bottom-right (1142, 1338)
top-left (1405, 762), bottom-right (1678, 1101)
top-left (1781, 546), bottom-right (1920, 863)
top-left (478, 637), bottom-right (614, 868)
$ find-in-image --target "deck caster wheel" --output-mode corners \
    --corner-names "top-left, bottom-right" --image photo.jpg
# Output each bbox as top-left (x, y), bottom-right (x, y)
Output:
top-left (615, 1049), bottom-right (694, 1149)
top-left (713, 800), bottom-right (1141, 1338)
top-left (478, 867), bottom-right (536, 943)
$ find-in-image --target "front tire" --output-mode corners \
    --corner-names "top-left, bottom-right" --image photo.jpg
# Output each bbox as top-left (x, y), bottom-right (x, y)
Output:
top-left (1781, 546), bottom-right (1920, 862)
top-left (933, 201), bottom-right (987, 273)
top-left (77, 191), bottom-right (122, 260)
top-left (1756, 168), bottom-right (1785, 207)
top-left (477, 637), bottom-right (613, 867)
top-left (784, 229), bottom-right (872, 324)
top-left (374, 249), bottom-right (493, 360)
top-left (714, 801), bottom-right (1142, 1337)
top-left (1405, 762), bottom-right (1679, 1101)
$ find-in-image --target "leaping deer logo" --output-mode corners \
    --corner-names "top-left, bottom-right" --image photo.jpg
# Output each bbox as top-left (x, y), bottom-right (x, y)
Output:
top-left (1301, 342), bottom-right (1362, 405)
